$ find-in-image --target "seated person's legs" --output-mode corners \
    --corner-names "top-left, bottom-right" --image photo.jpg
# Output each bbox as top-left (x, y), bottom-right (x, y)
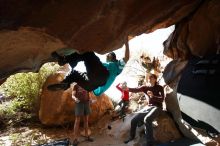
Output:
top-left (124, 113), bottom-right (147, 144)
top-left (144, 106), bottom-right (160, 146)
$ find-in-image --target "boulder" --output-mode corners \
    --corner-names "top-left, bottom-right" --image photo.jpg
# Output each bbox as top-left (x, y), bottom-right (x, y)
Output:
top-left (0, 0), bottom-right (202, 78)
top-left (164, 0), bottom-right (220, 59)
top-left (107, 110), bottom-right (182, 145)
top-left (39, 70), bottom-right (114, 125)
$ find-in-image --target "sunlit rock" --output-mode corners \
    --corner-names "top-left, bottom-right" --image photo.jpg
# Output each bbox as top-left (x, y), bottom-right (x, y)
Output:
top-left (107, 111), bottom-right (182, 145)
top-left (0, 0), bottom-right (202, 78)
top-left (39, 66), bottom-right (114, 125)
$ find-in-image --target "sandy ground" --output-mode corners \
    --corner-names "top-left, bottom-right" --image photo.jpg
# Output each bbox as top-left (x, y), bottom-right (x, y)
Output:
top-left (1, 118), bottom-right (220, 146)
top-left (0, 124), bottom-right (132, 146)
top-left (75, 133), bottom-right (129, 146)
top-left (0, 107), bottom-right (136, 146)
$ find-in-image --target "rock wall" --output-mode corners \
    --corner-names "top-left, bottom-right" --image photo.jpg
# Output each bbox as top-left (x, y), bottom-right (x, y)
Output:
top-left (1, 1), bottom-right (220, 144)
top-left (39, 70), bottom-right (114, 125)
top-left (0, 27), bottom-right (65, 79)
top-left (107, 111), bottom-right (182, 145)
top-left (164, 0), bottom-right (220, 59)
top-left (0, 0), bottom-right (202, 78)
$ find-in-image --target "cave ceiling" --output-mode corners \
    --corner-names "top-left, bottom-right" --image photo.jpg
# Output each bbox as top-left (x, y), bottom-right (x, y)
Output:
top-left (1, 0), bottom-right (219, 79)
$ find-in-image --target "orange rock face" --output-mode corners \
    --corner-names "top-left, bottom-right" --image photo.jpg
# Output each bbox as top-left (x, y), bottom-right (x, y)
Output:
top-left (107, 111), bottom-right (182, 144)
top-left (0, 0), bottom-right (203, 79)
top-left (153, 112), bottom-right (182, 143)
top-left (39, 71), bottom-right (113, 125)
top-left (0, 1), bottom-right (220, 144)
top-left (164, 0), bottom-right (220, 59)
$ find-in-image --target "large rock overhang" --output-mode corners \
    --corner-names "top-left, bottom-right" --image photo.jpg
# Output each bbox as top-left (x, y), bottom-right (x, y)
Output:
top-left (1, 0), bottom-right (220, 136)
top-left (0, 0), bottom-right (204, 78)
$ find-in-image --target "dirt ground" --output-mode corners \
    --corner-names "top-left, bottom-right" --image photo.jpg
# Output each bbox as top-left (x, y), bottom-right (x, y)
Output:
top-left (1, 116), bottom-right (220, 146)
top-left (0, 105), bottom-right (136, 146)
top-left (0, 121), bottom-right (131, 146)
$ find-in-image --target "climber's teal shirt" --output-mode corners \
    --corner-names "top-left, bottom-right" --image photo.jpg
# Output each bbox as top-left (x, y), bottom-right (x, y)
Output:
top-left (93, 59), bottom-right (125, 96)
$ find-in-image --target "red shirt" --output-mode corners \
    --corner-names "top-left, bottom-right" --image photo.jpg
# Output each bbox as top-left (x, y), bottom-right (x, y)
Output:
top-left (116, 83), bottom-right (129, 101)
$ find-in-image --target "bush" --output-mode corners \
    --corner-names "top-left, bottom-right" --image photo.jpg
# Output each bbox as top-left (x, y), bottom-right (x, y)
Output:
top-left (0, 62), bottom-right (60, 127)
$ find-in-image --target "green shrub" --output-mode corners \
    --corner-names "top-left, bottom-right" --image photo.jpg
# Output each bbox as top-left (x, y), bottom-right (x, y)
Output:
top-left (0, 62), bottom-right (60, 126)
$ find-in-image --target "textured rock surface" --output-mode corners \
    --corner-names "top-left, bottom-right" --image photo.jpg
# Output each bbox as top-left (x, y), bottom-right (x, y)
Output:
top-left (164, 0), bottom-right (220, 59)
top-left (153, 111), bottom-right (182, 143)
top-left (39, 70), bottom-right (114, 125)
top-left (107, 111), bottom-right (182, 145)
top-left (1, 1), bottom-right (220, 144)
top-left (0, 27), bottom-right (65, 79)
top-left (0, 0), bottom-right (203, 78)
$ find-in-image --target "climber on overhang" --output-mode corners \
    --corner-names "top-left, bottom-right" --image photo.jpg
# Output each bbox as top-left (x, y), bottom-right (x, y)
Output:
top-left (47, 36), bottom-right (130, 96)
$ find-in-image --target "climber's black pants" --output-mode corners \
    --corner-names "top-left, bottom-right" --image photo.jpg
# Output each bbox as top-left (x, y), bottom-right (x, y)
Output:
top-left (63, 52), bottom-right (109, 91)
